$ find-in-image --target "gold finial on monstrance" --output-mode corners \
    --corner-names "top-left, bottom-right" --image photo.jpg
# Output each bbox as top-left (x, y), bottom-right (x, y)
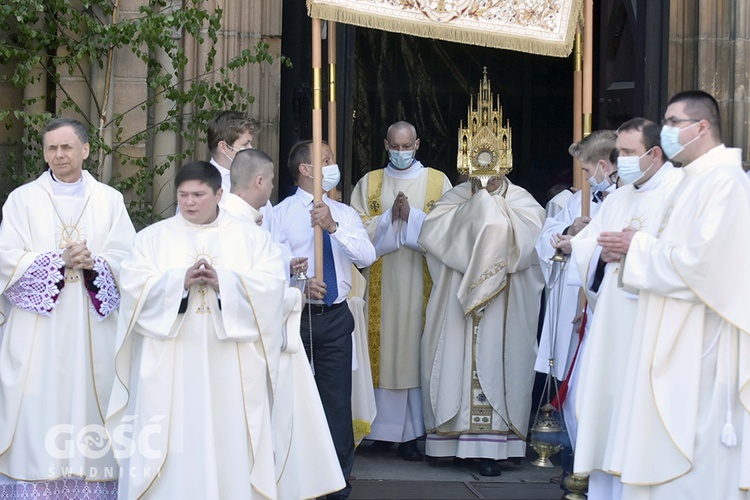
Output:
top-left (457, 68), bottom-right (513, 188)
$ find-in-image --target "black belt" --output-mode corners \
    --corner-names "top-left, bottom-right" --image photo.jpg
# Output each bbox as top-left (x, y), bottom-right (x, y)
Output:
top-left (304, 301), bottom-right (346, 315)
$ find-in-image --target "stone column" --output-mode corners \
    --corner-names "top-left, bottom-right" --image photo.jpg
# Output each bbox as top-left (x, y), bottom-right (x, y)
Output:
top-left (184, 0), bottom-right (284, 202)
top-left (668, 0), bottom-right (749, 168)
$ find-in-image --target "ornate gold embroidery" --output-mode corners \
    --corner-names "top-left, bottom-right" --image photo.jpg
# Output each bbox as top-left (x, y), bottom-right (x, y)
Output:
top-left (196, 285), bottom-right (211, 314)
top-left (366, 168), bottom-right (444, 387)
top-left (58, 224), bottom-right (85, 249)
top-left (470, 313), bottom-right (492, 432)
top-left (467, 261), bottom-right (506, 295)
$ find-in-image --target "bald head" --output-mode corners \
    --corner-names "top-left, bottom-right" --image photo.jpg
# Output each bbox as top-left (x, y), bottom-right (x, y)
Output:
top-left (386, 121), bottom-right (417, 143)
top-left (384, 121), bottom-right (420, 169)
top-left (230, 149), bottom-right (275, 209)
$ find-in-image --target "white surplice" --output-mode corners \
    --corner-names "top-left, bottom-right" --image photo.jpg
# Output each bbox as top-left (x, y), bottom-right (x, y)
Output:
top-left (221, 192), bottom-right (345, 499)
top-left (107, 210), bottom-right (343, 499)
top-left (569, 164), bottom-right (683, 495)
top-left (0, 170), bottom-right (134, 484)
top-left (350, 162), bottom-right (451, 442)
top-left (607, 146), bottom-right (750, 499)
top-left (535, 189), bottom-right (607, 380)
top-left (418, 180), bottom-right (544, 459)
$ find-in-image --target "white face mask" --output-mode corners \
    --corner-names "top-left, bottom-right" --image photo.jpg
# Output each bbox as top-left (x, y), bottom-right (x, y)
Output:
top-left (617, 148), bottom-right (654, 185)
top-left (223, 143), bottom-right (248, 164)
top-left (304, 163), bottom-right (340, 191)
top-left (389, 149), bottom-right (416, 170)
top-left (587, 163), bottom-right (611, 192)
top-left (660, 122), bottom-right (699, 160)
top-left (321, 164), bottom-right (340, 192)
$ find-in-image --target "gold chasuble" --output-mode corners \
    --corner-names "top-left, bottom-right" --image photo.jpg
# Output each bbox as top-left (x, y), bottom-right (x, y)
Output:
top-left (352, 166), bottom-right (450, 389)
top-left (418, 180), bottom-right (544, 458)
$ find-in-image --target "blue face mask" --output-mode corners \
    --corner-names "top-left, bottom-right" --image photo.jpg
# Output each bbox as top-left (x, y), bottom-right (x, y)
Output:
top-left (587, 164), bottom-right (611, 192)
top-left (660, 122), bottom-right (699, 160)
top-left (617, 148), bottom-right (654, 185)
top-left (389, 150), bottom-right (415, 170)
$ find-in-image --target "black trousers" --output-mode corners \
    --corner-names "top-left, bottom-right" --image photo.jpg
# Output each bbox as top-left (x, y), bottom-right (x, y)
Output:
top-left (301, 302), bottom-right (355, 499)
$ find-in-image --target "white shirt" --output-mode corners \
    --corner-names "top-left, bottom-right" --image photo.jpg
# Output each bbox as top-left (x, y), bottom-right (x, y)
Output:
top-left (272, 188), bottom-right (376, 304)
top-left (210, 157), bottom-right (232, 193)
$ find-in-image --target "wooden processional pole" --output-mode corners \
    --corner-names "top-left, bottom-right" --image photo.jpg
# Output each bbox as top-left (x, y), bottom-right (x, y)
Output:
top-left (580, 0), bottom-right (593, 217)
top-left (328, 22), bottom-right (337, 163)
top-left (312, 18), bottom-right (324, 280)
top-left (572, 26), bottom-right (583, 192)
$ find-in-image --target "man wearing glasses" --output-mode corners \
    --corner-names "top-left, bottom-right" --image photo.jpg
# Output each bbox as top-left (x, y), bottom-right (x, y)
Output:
top-left (568, 118), bottom-right (682, 498)
top-left (597, 91), bottom-right (750, 498)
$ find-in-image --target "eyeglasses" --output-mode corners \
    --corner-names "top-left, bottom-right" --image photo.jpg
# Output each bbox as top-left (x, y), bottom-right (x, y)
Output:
top-left (661, 117), bottom-right (699, 127)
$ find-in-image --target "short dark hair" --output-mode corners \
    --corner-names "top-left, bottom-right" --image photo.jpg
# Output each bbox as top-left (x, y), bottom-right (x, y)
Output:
top-left (231, 149), bottom-right (274, 190)
top-left (207, 111), bottom-right (259, 151)
top-left (42, 118), bottom-right (89, 144)
top-left (668, 90), bottom-right (722, 138)
top-left (175, 161), bottom-right (222, 193)
top-left (617, 117), bottom-right (661, 151)
top-left (287, 140), bottom-right (312, 184)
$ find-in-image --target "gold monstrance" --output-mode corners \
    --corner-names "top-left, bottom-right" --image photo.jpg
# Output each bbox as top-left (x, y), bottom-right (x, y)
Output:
top-left (457, 68), bottom-right (513, 187)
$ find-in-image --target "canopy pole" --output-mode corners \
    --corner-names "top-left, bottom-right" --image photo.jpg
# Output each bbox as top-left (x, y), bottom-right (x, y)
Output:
top-left (580, 0), bottom-right (593, 217)
top-left (573, 27), bottom-right (583, 191)
top-left (328, 22), bottom-right (337, 162)
top-left (312, 18), bottom-right (324, 280)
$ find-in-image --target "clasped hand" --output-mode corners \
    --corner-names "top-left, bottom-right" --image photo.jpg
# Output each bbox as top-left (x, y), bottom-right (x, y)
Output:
top-left (391, 191), bottom-right (410, 222)
top-left (62, 240), bottom-right (93, 270)
top-left (184, 258), bottom-right (219, 292)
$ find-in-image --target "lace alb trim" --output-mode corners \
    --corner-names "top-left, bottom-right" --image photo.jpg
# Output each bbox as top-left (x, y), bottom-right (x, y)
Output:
top-left (92, 256), bottom-right (120, 319)
top-left (4, 252), bottom-right (64, 316)
top-left (0, 477), bottom-right (117, 500)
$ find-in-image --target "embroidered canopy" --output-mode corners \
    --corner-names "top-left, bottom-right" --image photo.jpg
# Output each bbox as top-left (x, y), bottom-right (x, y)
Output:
top-left (307, 0), bottom-right (582, 58)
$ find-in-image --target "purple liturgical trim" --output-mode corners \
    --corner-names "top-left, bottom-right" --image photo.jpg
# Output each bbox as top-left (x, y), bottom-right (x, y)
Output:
top-left (4, 252), bottom-right (65, 315)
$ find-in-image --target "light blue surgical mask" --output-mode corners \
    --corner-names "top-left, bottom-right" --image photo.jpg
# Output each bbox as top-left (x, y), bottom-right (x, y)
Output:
top-left (389, 149), bottom-right (416, 170)
top-left (321, 164), bottom-right (340, 192)
top-left (587, 164), bottom-right (611, 192)
top-left (617, 148), bottom-right (654, 185)
top-left (660, 122), bottom-right (699, 160)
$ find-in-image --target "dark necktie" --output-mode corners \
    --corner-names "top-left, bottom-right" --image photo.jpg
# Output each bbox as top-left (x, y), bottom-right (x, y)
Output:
top-left (322, 231), bottom-right (338, 306)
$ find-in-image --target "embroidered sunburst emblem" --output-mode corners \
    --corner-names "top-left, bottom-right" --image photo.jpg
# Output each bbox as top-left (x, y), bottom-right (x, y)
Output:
top-left (189, 247), bottom-right (219, 266)
top-left (57, 222), bottom-right (85, 249)
top-left (369, 199), bottom-right (381, 213)
top-left (626, 214), bottom-right (647, 231)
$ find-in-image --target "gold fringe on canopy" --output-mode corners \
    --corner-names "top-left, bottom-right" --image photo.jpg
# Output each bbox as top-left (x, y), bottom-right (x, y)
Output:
top-left (308, 0), bottom-right (582, 58)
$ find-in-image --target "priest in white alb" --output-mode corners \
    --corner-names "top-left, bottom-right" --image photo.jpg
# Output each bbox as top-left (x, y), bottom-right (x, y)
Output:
top-left (107, 161), bottom-right (344, 499)
top-left (350, 121), bottom-right (451, 460)
top-left (0, 118), bottom-right (134, 498)
top-left (569, 118), bottom-right (682, 499)
top-left (597, 91), bottom-right (750, 499)
top-left (534, 130), bottom-right (617, 385)
top-left (418, 174), bottom-right (544, 477)
top-left (224, 149), bottom-right (344, 499)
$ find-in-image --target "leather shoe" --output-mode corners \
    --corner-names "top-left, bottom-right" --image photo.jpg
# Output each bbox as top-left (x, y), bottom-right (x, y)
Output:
top-left (397, 439), bottom-right (424, 461)
top-left (369, 440), bottom-right (394, 452)
top-left (479, 459), bottom-right (502, 476)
